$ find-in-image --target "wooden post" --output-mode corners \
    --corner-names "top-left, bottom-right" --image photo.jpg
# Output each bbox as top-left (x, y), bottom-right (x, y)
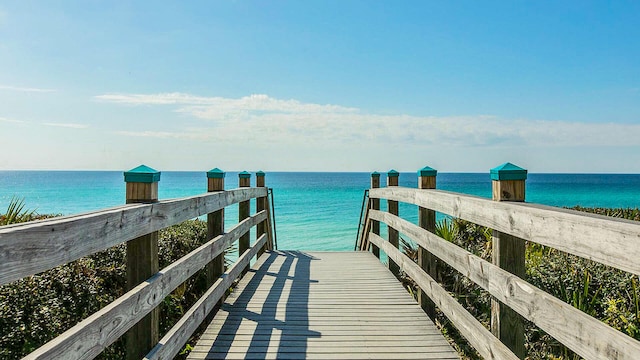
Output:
top-left (206, 168), bottom-right (225, 289)
top-left (124, 165), bottom-right (160, 360)
top-left (387, 169), bottom-right (400, 277)
top-left (256, 170), bottom-right (268, 256)
top-left (238, 171), bottom-right (251, 272)
top-left (418, 166), bottom-right (438, 320)
top-left (490, 162), bottom-right (527, 359)
top-left (370, 171), bottom-right (381, 258)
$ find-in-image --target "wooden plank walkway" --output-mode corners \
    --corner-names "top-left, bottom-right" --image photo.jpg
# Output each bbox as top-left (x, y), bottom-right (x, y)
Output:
top-left (189, 250), bottom-right (459, 359)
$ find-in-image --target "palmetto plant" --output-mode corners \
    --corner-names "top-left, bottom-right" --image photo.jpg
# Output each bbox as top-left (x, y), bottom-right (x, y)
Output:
top-left (435, 217), bottom-right (457, 242)
top-left (0, 196), bottom-right (37, 226)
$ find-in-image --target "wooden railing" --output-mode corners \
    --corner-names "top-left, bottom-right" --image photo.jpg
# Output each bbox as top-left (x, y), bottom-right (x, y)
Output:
top-left (0, 166), bottom-right (275, 360)
top-left (359, 164), bottom-right (640, 360)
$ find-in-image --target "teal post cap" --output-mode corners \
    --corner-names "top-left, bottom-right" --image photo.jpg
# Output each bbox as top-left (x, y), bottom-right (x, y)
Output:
top-left (256, 170), bottom-right (266, 177)
top-left (418, 166), bottom-right (437, 177)
top-left (238, 171), bottom-right (251, 179)
top-left (207, 167), bottom-right (225, 179)
top-left (124, 165), bottom-right (160, 183)
top-left (490, 162), bottom-right (528, 181)
top-left (387, 169), bottom-right (399, 177)
top-left (371, 171), bottom-right (380, 178)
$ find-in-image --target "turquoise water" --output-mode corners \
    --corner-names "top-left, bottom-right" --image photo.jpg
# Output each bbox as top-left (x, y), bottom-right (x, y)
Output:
top-left (1, 171), bottom-right (640, 251)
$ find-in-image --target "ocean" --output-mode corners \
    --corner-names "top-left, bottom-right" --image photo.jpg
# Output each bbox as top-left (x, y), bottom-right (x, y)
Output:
top-left (1, 171), bottom-right (640, 251)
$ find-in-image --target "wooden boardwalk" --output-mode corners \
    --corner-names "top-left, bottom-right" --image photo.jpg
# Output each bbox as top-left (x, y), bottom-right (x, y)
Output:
top-left (189, 250), bottom-right (458, 359)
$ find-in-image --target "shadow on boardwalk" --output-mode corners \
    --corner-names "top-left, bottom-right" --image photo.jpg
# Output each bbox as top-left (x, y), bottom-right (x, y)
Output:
top-left (191, 251), bottom-right (458, 359)
top-left (207, 251), bottom-right (321, 358)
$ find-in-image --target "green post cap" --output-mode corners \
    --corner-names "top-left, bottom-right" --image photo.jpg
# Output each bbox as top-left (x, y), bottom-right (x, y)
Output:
top-left (387, 169), bottom-right (399, 177)
top-left (207, 167), bottom-right (225, 179)
top-left (238, 171), bottom-right (251, 179)
top-left (418, 166), bottom-right (437, 177)
top-left (256, 170), bottom-right (266, 177)
top-left (490, 162), bottom-right (528, 181)
top-left (124, 165), bottom-right (160, 183)
top-left (371, 171), bottom-right (380, 178)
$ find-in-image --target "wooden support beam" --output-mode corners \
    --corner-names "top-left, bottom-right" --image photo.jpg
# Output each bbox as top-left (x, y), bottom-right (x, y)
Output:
top-left (238, 171), bottom-right (251, 273)
top-left (387, 169), bottom-right (400, 277)
top-left (417, 166), bottom-right (438, 320)
top-left (256, 171), bottom-right (268, 255)
top-left (370, 171), bottom-right (381, 258)
top-left (206, 168), bottom-right (225, 289)
top-left (123, 165), bottom-right (160, 360)
top-left (490, 162), bottom-right (527, 359)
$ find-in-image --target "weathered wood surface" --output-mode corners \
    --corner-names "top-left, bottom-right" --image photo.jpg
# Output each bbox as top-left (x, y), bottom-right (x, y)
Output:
top-left (238, 178), bottom-right (251, 274)
top-left (369, 187), bottom-right (640, 276)
top-left (125, 180), bottom-right (160, 360)
top-left (145, 234), bottom-right (268, 360)
top-left (126, 181), bottom-right (159, 203)
top-left (387, 175), bottom-right (400, 276)
top-left (491, 177), bottom-right (526, 359)
top-left (369, 174), bottom-right (381, 257)
top-left (0, 187), bottom-right (267, 286)
top-left (369, 233), bottom-right (517, 360)
top-left (189, 251), bottom-right (458, 360)
top-left (418, 173), bottom-right (438, 320)
top-left (256, 176), bottom-right (267, 256)
top-left (206, 177), bottom-right (225, 290)
top-left (24, 211), bottom-right (267, 360)
top-left (369, 210), bottom-right (640, 360)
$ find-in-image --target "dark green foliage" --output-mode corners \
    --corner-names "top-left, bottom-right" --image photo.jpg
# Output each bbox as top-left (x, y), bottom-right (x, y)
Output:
top-left (572, 206), bottom-right (640, 221)
top-left (0, 197), bottom-right (36, 225)
top-left (524, 206), bottom-right (640, 359)
top-left (0, 197), bottom-right (52, 225)
top-left (0, 219), bottom-right (211, 359)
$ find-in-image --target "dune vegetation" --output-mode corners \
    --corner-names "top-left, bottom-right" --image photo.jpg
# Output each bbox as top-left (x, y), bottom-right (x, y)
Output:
top-left (1, 198), bottom-right (639, 359)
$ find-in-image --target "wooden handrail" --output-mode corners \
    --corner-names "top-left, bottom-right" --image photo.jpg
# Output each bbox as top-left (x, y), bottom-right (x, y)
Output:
top-left (0, 187), bottom-right (268, 286)
top-left (369, 209), bottom-right (640, 360)
top-left (367, 186), bottom-right (640, 360)
top-left (369, 186), bottom-right (640, 276)
top-left (368, 233), bottom-right (518, 360)
top-left (145, 234), bottom-right (268, 360)
top-left (23, 211), bottom-right (268, 360)
top-left (0, 165), bottom-right (277, 360)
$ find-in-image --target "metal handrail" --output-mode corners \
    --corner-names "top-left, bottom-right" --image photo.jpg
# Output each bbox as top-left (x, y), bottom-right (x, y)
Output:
top-left (268, 188), bottom-right (278, 250)
top-left (354, 189), bottom-right (369, 250)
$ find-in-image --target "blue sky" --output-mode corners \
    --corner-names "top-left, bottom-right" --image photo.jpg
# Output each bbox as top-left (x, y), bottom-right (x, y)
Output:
top-left (1, 1), bottom-right (639, 172)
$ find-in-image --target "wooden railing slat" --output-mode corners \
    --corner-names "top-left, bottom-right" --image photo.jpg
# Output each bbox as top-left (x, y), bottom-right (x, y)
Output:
top-left (144, 234), bottom-right (268, 360)
top-left (370, 210), bottom-right (640, 360)
top-left (369, 187), bottom-right (640, 276)
top-left (368, 232), bottom-right (518, 360)
top-left (24, 211), bottom-right (267, 360)
top-left (0, 187), bottom-right (267, 286)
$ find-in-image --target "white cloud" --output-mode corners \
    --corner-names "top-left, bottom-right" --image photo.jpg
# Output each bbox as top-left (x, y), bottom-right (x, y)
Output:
top-left (115, 130), bottom-right (207, 140)
top-left (43, 122), bottom-right (89, 129)
top-left (95, 92), bottom-right (358, 114)
top-left (0, 85), bottom-right (56, 93)
top-left (100, 92), bottom-right (640, 148)
top-left (0, 116), bottom-right (25, 123)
